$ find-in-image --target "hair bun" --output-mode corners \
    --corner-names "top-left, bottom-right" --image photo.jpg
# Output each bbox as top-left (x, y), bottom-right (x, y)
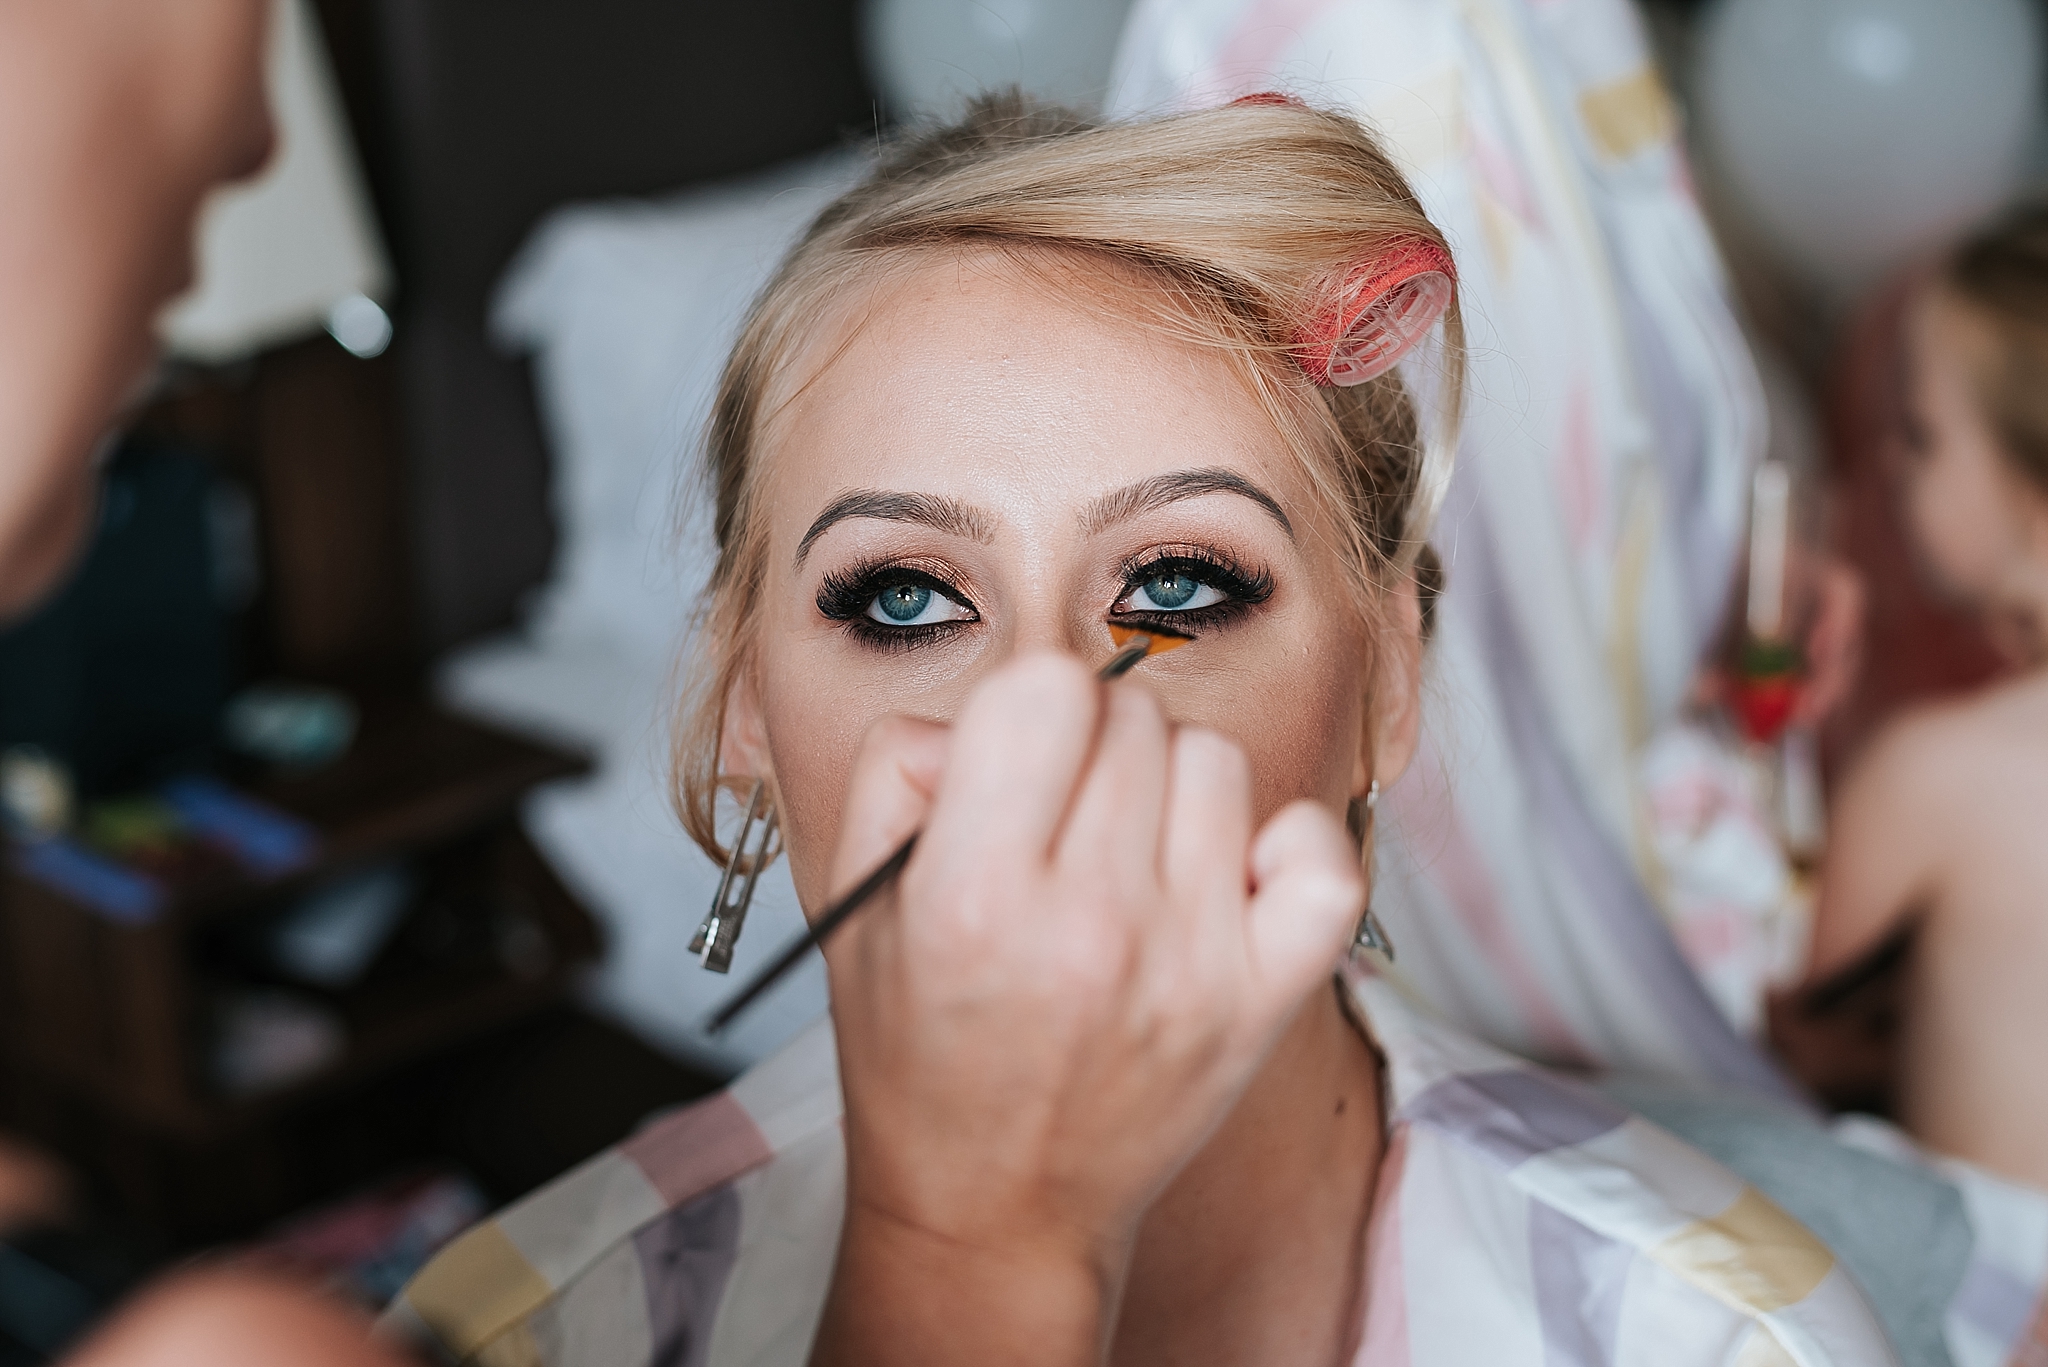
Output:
top-left (1295, 240), bottom-right (1456, 387)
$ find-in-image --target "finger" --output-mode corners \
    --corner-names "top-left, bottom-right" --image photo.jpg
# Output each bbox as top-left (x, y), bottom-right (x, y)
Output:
top-left (924, 651), bottom-right (1101, 869)
top-left (1056, 680), bottom-right (1170, 897)
top-left (829, 713), bottom-right (951, 897)
top-left (1161, 727), bottom-right (1253, 923)
top-left (1244, 801), bottom-right (1365, 1000)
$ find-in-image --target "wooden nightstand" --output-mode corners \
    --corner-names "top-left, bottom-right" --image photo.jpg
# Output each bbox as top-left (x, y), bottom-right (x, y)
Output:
top-left (0, 702), bottom-right (600, 1241)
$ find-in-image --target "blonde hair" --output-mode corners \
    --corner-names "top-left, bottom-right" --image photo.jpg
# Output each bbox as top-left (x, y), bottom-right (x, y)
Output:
top-left (676, 93), bottom-right (1464, 860)
top-left (1947, 203), bottom-right (2048, 496)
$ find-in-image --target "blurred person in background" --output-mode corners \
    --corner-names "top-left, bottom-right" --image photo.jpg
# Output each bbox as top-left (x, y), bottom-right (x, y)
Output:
top-left (1806, 206), bottom-right (2048, 1192)
top-left (0, 2), bottom-right (402, 1362)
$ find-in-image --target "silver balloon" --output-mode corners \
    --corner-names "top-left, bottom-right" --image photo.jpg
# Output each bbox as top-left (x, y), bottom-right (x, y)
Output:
top-left (861, 0), bottom-right (1137, 118)
top-left (1696, 0), bottom-right (2042, 292)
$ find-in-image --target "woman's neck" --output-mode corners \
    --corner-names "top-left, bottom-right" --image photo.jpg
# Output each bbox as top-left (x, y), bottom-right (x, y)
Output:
top-left (1109, 980), bottom-right (1385, 1367)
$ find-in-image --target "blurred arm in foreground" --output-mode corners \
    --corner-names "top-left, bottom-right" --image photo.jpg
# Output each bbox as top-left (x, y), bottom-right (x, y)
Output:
top-left (0, 2), bottom-right (407, 1362)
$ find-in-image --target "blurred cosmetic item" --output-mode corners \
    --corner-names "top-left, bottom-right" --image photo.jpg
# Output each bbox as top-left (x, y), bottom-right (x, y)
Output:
top-left (211, 988), bottom-right (347, 1096)
top-left (267, 862), bottom-right (413, 988)
top-left (861, 0), bottom-right (1137, 116)
top-left (223, 683), bottom-right (359, 771)
top-left (157, 0), bottom-right (391, 363)
top-left (0, 744), bottom-right (75, 838)
top-left (1696, 0), bottom-right (2041, 298)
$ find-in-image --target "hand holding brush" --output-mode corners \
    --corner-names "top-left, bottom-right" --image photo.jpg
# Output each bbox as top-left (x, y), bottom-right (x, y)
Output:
top-left (706, 625), bottom-right (1191, 1033)
top-left (807, 644), bottom-right (1368, 1365)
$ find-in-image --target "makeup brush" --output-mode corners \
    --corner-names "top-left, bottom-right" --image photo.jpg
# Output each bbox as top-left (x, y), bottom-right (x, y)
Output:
top-left (705, 625), bottom-right (1193, 1033)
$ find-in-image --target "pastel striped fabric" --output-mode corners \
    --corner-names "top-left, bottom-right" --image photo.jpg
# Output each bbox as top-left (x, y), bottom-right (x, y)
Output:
top-left (1832, 1117), bottom-right (2048, 1367)
top-left (1111, 0), bottom-right (1789, 1091)
top-left (385, 963), bottom-right (1897, 1367)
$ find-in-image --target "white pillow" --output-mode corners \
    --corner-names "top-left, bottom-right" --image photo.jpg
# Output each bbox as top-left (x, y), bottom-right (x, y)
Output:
top-left (490, 151), bottom-right (867, 660)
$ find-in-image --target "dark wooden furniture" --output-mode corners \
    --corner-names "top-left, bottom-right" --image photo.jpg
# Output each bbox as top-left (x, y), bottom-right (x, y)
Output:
top-left (0, 705), bottom-right (598, 1240)
top-left (335, 0), bottom-right (877, 651)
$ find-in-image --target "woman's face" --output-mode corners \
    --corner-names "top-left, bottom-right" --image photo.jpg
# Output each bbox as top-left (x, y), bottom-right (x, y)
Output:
top-left (724, 249), bottom-right (1418, 910)
top-left (1900, 289), bottom-right (2046, 616)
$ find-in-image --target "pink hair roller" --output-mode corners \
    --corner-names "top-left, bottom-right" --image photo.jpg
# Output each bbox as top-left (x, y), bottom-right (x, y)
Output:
top-left (1228, 91), bottom-right (1307, 109)
top-left (1294, 239), bottom-right (1457, 388)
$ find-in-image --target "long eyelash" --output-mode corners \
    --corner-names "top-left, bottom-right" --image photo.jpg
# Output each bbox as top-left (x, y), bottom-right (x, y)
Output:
top-left (1110, 545), bottom-right (1275, 633)
top-left (816, 558), bottom-right (978, 653)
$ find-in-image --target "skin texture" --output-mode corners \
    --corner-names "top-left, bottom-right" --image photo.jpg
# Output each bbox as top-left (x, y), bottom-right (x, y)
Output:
top-left (1806, 287), bottom-right (2048, 1187)
top-left (0, 0), bottom-right (273, 619)
top-left (720, 248), bottom-right (1420, 1366)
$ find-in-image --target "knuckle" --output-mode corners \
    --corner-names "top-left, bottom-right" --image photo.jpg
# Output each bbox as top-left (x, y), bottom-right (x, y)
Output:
top-left (1046, 906), bottom-right (1136, 993)
top-left (1180, 726), bottom-right (1249, 780)
top-left (1004, 650), bottom-right (1094, 708)
top-left (862, 712), bottom-right (923, 754)
top-left (1300, 860), bottom-right (1367, 912)
top-left (966, 652), bottom-right (1096, 739)
top-left (1108, 678), bottom-right (1164, 728)
top-left (1275, 797), bottom-right (1335, 839)
top-left (1255, 800), bottom-right (1355, 877)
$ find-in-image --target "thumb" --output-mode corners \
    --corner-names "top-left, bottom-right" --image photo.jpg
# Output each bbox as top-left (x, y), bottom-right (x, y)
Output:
top-left (1243, 801), bottom-right (1365, 1004)
top-left (828, 714), bottom-right (951, 901)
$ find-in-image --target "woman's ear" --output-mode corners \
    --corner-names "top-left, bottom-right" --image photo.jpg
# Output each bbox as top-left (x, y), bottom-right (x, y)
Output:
top-left (1354, 575), bottom-right (1424, 801)
top-left (718, 660), bottom-right (776, 790)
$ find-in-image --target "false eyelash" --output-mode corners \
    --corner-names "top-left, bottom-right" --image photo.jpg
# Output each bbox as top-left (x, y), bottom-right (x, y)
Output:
top-left (1110, 544), bottom-right (1276, 634)
top-left (816, 558), bottom-right (979, 652)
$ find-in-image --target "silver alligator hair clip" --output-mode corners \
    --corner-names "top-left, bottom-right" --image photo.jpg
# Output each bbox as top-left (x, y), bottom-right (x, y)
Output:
top-left (691, 779), bottom-right (779, 973)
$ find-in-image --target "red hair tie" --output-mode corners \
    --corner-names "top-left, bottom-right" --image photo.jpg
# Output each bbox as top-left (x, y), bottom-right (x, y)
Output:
top-left (1294, 240), bottom-right (1456, 387)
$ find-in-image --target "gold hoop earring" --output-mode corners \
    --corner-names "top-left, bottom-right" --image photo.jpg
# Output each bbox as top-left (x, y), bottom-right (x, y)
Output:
top-left (692, 778), bottom-right (780, 973)
top-left (1352, 779), bottom-right (1395, 960)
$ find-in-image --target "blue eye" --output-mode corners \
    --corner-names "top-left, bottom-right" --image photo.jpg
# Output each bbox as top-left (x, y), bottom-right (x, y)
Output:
top-left (1122, 571), bottom-right (1225, 614)
top-left (876, 583), bottom-right (930, 621)
top-left (865, 580), bottom-right (973, 627)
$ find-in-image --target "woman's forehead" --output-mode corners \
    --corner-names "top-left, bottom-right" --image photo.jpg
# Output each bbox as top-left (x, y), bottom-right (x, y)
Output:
top-left (760, 248), bottom-right (1309, 519)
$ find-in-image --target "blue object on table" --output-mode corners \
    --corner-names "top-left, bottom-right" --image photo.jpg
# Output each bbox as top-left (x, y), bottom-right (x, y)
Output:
top-left (8, 838), bottom-right (164, 924)
top-left (161, 775), bottom-right (318, 877)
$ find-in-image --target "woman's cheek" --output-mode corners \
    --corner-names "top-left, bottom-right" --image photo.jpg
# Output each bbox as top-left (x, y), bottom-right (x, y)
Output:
top-left (1170, 649), bottom-right (1361, 823)
top-left (762, 693), bottom-right (868, 913)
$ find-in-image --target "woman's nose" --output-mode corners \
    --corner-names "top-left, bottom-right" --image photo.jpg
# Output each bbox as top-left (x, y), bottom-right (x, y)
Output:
top-left (1005, 610), bottom-right (1139, 677)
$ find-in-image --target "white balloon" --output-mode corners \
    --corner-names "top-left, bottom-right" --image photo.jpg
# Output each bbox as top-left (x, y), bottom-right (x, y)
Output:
top-left (1696, 0), bottom-right (2042, 292)
top-left (861, 0), bottom-right (1138, 118)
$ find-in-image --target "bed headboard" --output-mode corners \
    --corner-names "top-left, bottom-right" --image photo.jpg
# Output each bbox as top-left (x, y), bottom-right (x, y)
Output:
top-left (361, 0), bottom-right (876, 651)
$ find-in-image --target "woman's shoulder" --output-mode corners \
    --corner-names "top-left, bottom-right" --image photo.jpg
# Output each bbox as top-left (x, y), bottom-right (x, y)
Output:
top-left (384, 1016), bottom-right (845, 1367)
top-left (1845, 677), bottom-right (2048, 807)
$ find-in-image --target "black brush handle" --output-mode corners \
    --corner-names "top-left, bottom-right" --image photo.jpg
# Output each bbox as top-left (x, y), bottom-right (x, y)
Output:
top-left (703, 634), bottom-right (1158, 1034)
top-left (706, 834), bottom-right (916, 1033)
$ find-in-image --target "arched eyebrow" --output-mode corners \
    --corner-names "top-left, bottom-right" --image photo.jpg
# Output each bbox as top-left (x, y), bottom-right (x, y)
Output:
top-left (795, 490), bottom-right (997, 567)
top-left (1082, 467), bottom-right (1294, 540)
